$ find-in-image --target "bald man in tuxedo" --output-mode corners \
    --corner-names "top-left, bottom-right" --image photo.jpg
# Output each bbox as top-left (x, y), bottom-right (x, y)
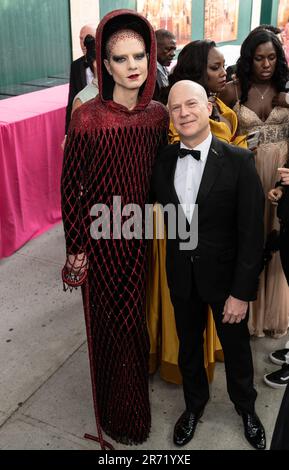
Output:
top-left (151, 80), bottom-right (266, 450)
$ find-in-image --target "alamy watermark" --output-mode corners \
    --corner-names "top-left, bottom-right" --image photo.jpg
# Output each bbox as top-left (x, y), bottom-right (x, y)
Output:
top-left (89, 196), bottom-right (198, 250)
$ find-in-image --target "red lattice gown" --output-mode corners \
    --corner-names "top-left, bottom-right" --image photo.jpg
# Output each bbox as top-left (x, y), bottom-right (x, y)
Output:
top-left (61, 10), bottom-right (169, 444)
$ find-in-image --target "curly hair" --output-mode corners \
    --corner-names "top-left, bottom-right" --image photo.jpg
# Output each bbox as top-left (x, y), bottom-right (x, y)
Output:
top-left (236, 29), bottom-right (289, 103)
top-left (159, 40), bottom-right (216, 104)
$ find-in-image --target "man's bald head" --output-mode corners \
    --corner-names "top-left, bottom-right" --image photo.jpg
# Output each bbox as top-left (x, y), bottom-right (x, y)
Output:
top-left (168, 80), bottom-right (212, 146)
top-left (80, 24), bottom-right (96, 54)
top-left (168, 80), bottom-right (208, 109)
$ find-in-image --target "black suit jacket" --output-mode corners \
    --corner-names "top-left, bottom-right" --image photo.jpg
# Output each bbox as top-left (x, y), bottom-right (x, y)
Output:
top-left (151, 136), bottom-right (264, 303)
top-left (277, 185), bottom-right (289, 228)
top-left (65, 56), bottom-right (87, 133)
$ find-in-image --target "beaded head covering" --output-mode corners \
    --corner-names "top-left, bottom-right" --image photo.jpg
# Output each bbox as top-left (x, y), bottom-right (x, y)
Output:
top-left (96, 9), bottom-right (157, 106)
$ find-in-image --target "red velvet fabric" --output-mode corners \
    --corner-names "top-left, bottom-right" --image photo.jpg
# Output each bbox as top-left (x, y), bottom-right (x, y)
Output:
top-left (61, 10), bottom-right (169, 444)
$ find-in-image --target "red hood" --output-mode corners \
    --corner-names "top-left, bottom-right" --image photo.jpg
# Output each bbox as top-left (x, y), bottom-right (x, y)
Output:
top-left (96, 9), bottom-right (157, 111)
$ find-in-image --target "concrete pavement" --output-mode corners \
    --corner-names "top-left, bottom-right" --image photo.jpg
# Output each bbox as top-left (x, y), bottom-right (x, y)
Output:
top-left (0, 224), bottom-right (287, 450)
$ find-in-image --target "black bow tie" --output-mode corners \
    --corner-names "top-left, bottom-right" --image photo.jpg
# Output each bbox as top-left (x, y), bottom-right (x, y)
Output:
top-left (178, 148), bottom-right (201, 161)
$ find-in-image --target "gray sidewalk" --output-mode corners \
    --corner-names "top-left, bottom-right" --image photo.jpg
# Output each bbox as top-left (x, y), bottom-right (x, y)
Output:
top-left (0, 224), bottom-right (287, 450)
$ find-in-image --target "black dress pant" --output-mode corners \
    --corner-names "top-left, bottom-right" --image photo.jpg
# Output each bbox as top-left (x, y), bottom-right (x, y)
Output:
top-left (170, 268), bottom-right (257, 414)
top-left (280, 224), bottom-right (289, 285)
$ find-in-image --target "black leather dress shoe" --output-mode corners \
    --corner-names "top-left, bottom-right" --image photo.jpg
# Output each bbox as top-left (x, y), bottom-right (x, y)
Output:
top-left (236, 409), bottom-right (266, 450)
top-left (173, 410), bottom-right (203, 446)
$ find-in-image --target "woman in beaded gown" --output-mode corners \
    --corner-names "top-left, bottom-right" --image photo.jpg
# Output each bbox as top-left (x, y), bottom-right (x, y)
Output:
top-left (61, 10), bottom-right (168, 445)
top-left (221, 29), bottom-right (289, 337)
top-left (147, 40), bottom-right (247, 385)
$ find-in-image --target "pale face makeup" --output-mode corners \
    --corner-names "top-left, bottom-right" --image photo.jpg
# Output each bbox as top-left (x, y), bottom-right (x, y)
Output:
top-left (104, 30), bottom-right (148, 92)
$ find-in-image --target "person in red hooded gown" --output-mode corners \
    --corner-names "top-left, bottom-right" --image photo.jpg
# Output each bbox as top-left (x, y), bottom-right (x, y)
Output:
top-left (61, 9), bottom-right (169, 445)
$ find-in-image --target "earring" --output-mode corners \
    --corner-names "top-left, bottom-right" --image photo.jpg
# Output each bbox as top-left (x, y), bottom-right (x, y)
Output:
top-left (208, 91), bottom-right (217, 105)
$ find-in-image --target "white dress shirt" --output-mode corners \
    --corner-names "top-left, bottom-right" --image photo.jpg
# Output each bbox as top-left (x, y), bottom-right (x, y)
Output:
top-left (85, 66), bottom-right (94, 85)
top-left (174, 133), bottom-right (212, 223)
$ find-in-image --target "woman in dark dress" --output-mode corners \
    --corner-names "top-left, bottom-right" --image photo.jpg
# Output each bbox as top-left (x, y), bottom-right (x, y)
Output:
top-left (266, 166), bottom-right (289, 449)
top-left (269, 180), bottom-right (289, 448)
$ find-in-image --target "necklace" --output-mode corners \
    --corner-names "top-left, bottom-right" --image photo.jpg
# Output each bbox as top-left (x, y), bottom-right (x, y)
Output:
top-left (252, 85), bottom-right (270, 100)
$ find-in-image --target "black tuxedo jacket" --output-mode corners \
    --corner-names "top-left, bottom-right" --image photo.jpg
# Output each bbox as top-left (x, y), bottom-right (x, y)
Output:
top-left (277, 185), bottom-right (289, 228)
top-left (151, 136), bottom-right (264, 303)
top-left (65, 56), bottom-right (87, 133)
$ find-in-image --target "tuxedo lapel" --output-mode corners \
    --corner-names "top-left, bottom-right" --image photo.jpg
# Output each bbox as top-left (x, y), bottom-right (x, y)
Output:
top-left (196, 137), bottom-right (224, 206)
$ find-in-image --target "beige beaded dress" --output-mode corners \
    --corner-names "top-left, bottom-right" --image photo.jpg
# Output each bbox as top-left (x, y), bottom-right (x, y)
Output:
top-left (234, 101), bottom-right (289, 337)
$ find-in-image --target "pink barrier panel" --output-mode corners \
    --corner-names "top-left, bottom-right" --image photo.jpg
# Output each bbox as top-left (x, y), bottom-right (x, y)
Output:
top-left (0, 84), bottom-right (68, 258)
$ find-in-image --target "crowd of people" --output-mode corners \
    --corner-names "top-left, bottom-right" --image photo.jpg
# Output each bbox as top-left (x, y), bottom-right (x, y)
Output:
top-left (61, 9), bottom-right (289, 450)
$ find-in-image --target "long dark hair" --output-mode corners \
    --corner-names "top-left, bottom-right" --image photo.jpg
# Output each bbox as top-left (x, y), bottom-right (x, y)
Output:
top-left (159, 40), bottom-right (216, 104)
top-left (236, 29), bottom-right (289, 103)
top-left (84, 34), bottom-right (96, 74)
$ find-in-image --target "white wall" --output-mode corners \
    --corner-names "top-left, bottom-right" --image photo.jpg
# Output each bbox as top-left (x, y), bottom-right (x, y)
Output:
top-left (251, 0), bottom-right (262, 31)
top-left (70, 0), bottom-right (99, 60)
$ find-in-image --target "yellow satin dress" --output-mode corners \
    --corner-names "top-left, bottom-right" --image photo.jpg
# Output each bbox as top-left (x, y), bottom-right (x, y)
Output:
top-left (147, 97), bottom-right (247, 384)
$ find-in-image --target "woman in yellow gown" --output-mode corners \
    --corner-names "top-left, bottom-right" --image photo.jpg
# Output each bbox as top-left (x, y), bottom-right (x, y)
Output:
top-left (147, 40), bottom-right (247, 384)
